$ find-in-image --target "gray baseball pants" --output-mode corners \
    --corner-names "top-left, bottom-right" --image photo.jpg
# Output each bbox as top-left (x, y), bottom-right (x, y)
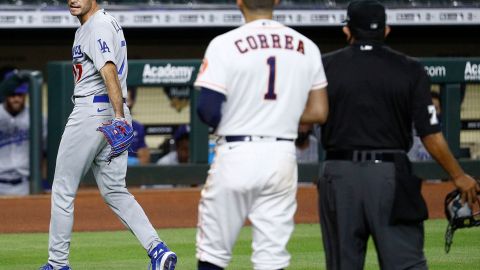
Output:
top-left (318, 160), bottom-right (428, 270)
top-left (47, 96), bottom-right (161, 268)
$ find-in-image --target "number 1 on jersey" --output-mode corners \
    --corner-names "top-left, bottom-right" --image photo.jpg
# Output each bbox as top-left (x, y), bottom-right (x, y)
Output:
top-left (264, 56), bottom-right (277, 100)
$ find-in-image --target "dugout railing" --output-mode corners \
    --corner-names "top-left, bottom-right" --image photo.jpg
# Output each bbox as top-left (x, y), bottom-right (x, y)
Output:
top-left (29, 58), bottom-right (480, 194)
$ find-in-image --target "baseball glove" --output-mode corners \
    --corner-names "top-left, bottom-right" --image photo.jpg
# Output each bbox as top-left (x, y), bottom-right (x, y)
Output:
top-left (97, 118), bottom-right (134, 162)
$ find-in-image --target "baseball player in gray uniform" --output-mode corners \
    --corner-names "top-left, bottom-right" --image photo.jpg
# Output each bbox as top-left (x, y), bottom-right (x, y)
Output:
top-left (0, 82), bottom-right (31, 196)
top-left (40, 1), bottom-right (176, 269)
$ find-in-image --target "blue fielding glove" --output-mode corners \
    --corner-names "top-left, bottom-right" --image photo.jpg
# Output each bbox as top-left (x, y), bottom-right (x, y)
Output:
top-left (97, 118), bottom-right (134, 162)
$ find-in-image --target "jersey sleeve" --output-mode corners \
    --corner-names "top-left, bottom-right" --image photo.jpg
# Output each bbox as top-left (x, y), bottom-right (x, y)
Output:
top-left (87, 24), bottom-right (118, 72)
top-left (411, 63), bottom-right (441, 137)
top-left (311, 46), bottom-right (328, 91)
top-left (194, 38), bottom-right (228, 95)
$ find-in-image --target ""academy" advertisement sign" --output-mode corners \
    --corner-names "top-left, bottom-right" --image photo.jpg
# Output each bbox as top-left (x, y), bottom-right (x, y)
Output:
top-left (127, 60), bottom-right (201, 86)
top-left (421, 58), bottom-right (480, 83)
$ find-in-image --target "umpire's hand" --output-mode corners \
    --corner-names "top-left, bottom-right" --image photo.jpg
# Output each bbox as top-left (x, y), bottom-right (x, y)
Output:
top-left (452, 174), bottom-right (480, 207)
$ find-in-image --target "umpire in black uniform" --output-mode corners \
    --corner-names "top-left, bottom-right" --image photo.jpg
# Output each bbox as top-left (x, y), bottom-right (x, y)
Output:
top-left (319, 1), bottom-right (480, 269)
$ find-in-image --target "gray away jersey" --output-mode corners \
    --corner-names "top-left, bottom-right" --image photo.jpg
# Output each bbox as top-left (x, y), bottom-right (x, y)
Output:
top-left (72, 9), bottom-right (128, 97)
top-left (0, 106), bottom-right (30, 179)
top-left (0, 105), bottom-right (47, 180)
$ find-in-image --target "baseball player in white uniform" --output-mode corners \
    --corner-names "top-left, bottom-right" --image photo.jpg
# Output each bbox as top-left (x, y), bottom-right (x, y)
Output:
top-left (40, 1), bottom-right (176, 269)
top-left (194, 1), bottom-right (328, 269)
top-left (0, 83), bottom-right (32, 196)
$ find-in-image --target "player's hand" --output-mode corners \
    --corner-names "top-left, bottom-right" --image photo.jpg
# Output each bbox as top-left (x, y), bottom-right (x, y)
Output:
top-left (97, 118), bottom-right (134, 162)
top-left (452, 174), bottom-right (480, 207)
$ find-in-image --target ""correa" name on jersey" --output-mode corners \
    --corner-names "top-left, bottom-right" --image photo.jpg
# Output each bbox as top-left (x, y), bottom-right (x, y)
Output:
top-left (234, 34), bottom-right (305, 55)
top-left (142, 64), bottom-right (196, 84)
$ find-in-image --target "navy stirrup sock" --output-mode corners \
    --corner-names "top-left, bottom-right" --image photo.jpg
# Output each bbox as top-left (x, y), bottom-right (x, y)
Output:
top-left (198, 260), bottom-right (224, 270)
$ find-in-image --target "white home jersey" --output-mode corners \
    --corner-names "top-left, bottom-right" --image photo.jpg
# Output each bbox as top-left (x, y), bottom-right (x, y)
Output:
top-left (72, 9), bottom-right (128, 97)
top-left (194, 19), bottom-right (327, 139)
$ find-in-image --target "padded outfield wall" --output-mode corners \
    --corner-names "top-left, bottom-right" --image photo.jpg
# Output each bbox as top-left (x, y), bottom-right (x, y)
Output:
top-left (36, 58), bottom-right (480, 191)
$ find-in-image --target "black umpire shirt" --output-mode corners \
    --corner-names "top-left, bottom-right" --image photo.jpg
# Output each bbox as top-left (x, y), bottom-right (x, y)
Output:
top-left (321, 40), bottom-right (441, 152)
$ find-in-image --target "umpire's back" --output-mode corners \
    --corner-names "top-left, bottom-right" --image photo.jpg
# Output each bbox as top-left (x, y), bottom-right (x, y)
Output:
top-left (322, 43), bottom-right (438, 151)
top-left (321, 0), bottom-right (440, 152)
top-left (318, 2), bottom-right (477, 270)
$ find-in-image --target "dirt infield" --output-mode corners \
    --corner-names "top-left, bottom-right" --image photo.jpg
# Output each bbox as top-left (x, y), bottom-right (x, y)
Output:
top-left (0, 182), bottom-right (455, 233)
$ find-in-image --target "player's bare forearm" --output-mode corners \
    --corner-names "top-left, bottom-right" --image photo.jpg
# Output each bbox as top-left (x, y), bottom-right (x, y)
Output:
top-left (100, 62), bottom-right (125, 119)
top-left (422, 132), bottom-right (480, 205)
top-left (300, 88), bottom-right (328, 124)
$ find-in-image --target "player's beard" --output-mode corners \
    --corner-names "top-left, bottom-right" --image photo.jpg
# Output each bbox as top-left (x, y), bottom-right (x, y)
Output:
top-left (5, 95), bottom-right (26, 116)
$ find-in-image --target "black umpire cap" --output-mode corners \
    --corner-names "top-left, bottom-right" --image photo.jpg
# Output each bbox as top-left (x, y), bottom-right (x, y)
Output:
top-left (345, 0), bottom-right (386, 31)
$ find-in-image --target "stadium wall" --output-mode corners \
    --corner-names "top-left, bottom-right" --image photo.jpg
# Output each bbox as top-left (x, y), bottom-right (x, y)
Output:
top-left (1, 25), bottom-right (480, 75)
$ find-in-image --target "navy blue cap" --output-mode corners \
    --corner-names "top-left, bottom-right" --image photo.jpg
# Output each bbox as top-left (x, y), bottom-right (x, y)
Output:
top-left (345, 0), bottom-right (386, 31)
top-left (13, 82), bottom-right (28, 94)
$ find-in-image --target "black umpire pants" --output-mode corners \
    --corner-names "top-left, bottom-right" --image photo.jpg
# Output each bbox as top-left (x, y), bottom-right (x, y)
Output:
top-left (318, 160), bottom-right (428, 270)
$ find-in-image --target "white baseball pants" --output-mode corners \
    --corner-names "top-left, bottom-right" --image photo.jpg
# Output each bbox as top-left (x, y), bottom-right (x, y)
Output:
top-left (197, 140), bottom-right (298, 270)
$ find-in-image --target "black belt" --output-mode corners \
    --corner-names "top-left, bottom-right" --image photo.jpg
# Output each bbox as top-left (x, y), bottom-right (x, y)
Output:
top-left (0, 178), bottom-right (23, 185)
top-left (224, 136), bottom-right (294, 143)
top-left (326, 150), bottom-right (398, 162)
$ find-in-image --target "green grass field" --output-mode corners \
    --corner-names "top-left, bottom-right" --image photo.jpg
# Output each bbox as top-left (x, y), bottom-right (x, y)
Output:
top-left (0, 220), bottom-right (479, 269)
